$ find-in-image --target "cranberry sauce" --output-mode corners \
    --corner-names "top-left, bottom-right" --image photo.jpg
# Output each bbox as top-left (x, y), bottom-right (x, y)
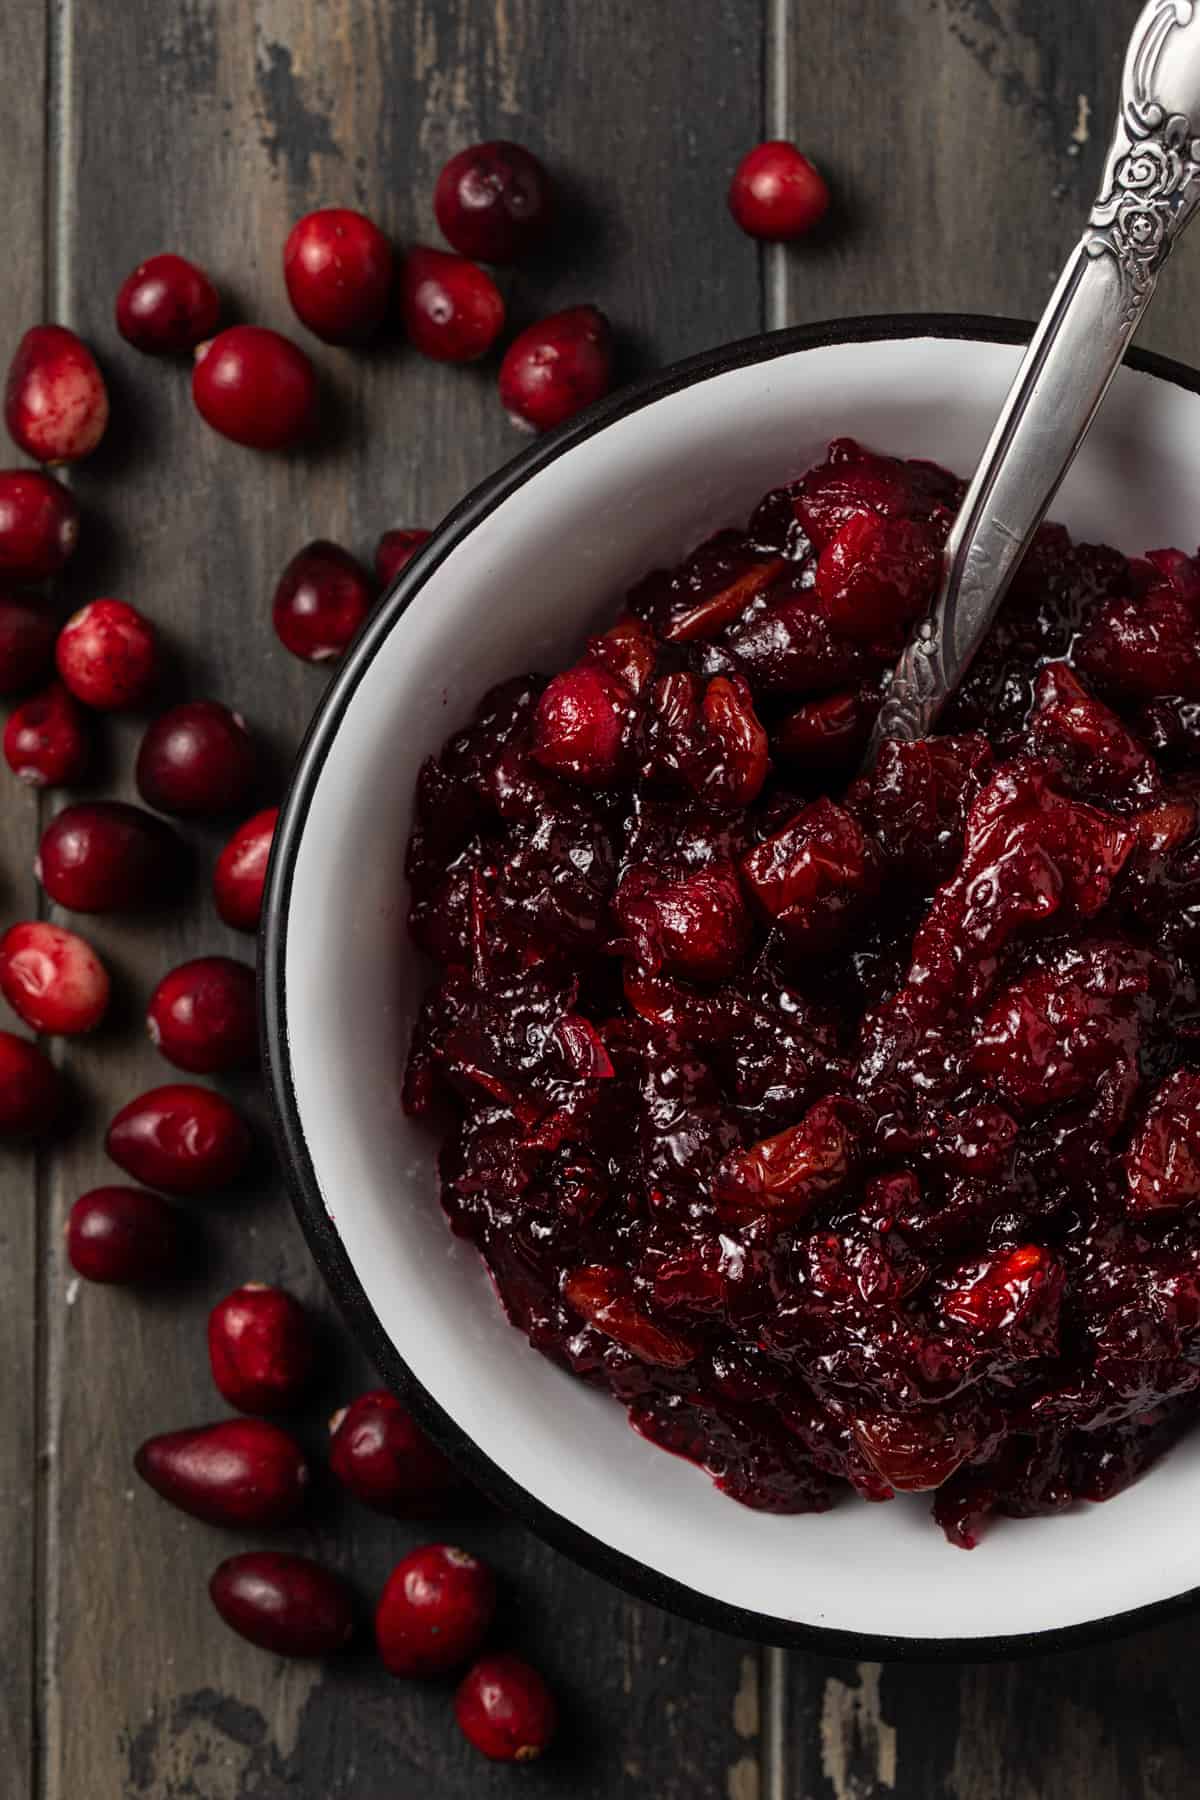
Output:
top-left (403, 437), bottom-right (1200, 1546)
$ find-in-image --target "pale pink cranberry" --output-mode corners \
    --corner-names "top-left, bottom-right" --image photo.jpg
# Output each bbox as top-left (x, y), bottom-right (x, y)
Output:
top-left (0, 921), bottom-right (110, 1034)
top-left (5, 325), bottom-right (109, 463)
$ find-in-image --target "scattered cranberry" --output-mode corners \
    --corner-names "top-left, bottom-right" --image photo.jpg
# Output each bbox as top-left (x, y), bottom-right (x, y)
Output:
top-left (375, 1544), bottom-right (496, 1677)
top-left (728, 140), bottom-right (831, 240)
top-left (36, 801), bottom-right (184, 912)
top-left (435, 141), bottom-right (555, 264)
top-left (136, 700), bottom-right (256, 816)
top-left (455, 1655), bottom-right (557, 1763)
top-left (5, 325), bottom-right (109, 463)
top-left (329, 1390), bottom-right (463, 1515)
top-left (106, 1083), bottom-right (252, 1194)
top-left (272, 540), bottom-right (374, 663)
top-left (0, 469), bottom-right (80, 579)
top-left (0, 595), bottom-right (57, 694)
top-left (213, 807), bottom-right (278, 931)
top-left (208, 1282), bottom-right (314, 1413)
top-left (135, 1418), bottom-right (309, 1526)
top-left (192, 326), bottom-right (316, 451)
top-left (0, 920), bottom-right (109, 1034)
top-left (375, 528), bottom-right (431, 587)
top-left (210, 1552), bottom-right (355, 1657)
top-left (0, 1030), bottom-right (62, 1138)
top-left (498, 305), bottom-right (613, 432)
top-left (283, 208), bottom-right (394, 344)
top-left (115, 254), bottom-right (220, 355)
top-left (147, 955), bottom-right (257, 1072)
top-left (55, 598), bottom-right (158, 710)
top-left (4, 681), bottom-right (88, 786)
top-left (399, 247), bottom-right (505, 364)
top-left (66, 1186), bottom-right (185, 1284)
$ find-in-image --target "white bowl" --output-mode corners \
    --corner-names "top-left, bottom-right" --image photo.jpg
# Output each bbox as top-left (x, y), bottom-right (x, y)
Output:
top-left (263, 316), bottom-right (1200, 1658)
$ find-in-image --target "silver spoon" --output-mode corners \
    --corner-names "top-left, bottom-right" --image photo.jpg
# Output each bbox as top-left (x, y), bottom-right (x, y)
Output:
top-left (866, 0), bottom-right (1200, 765)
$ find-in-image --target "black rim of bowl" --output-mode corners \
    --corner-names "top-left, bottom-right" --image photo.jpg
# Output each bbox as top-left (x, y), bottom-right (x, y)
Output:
top-left (262, 311), bottom-right (1200, 1663)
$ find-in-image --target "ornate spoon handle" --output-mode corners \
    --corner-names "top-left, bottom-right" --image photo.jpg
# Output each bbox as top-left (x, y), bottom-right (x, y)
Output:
top-left (866, 0), bottom-right (1200, 763)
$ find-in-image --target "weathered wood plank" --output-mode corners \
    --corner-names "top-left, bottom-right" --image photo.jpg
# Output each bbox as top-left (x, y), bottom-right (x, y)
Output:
top-left (0, 3), bottom-right (48, 1792)
top-left (41, 2), bottom-right (765, 1796)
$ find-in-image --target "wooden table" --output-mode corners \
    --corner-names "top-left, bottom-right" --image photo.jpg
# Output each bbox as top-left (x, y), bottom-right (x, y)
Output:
top-left (4, 2), bottom-right (1200, 1795)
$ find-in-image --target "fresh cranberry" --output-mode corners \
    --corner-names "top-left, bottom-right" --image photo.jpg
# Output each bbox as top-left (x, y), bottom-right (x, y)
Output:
top-left (0, 595), bottom-right (56, 695)
top-left (375, 527), bottom-right (431, 587)
top-left (210, 1552), bottom-right (355, 1657)
top-left (192, 326), bottom-right (316, 450)
top-left (5, 326), bottom-right (109, 463)
top-left (36, 801), bottom-right (184, 911)
top-left (213, 807), bottom-right (278, 931)
top-left (728, 141), bottom-right (831, 240)
top-left (399, 247), bottom-right (505, 364)
top-left (55, 599), bottom-right (158, 710)
top-left (4, 682), bottom-right (88, 786)
top-left (435, 141), bottom-right (555, 264)
top-left (284, 207), bottom-right (393, 344)
top-left (136, 700), bottom-right (256, 816)
top-left (106, 1084), bottom-right (252, 1194)
top-left (147, 955), bottom-right (257, 1072)
top-left (329, 1389), bottom-right (463, 1515)
top-left (0, 470), bottom-right (79, 580)
top-left (66, 1186), bottom-right (185, 1284)
top-left (498, 305), bottom-right (613, 431)
top-left (455, 1655), bottom-right (557, 1763)
top-left (375, 1544), bottom-right (496, 1677)
top-left (208, 1282), bottom-right (314, 1413)
top-left (135, 1418), bottom-right (309, 1526)
top-left (0, 921), bottom-right (109, 1034)
top-left (115, 254), bottom-right (220, 354)
top-left (272, 540), bottom-right (374, 662)
top-left (0, 1030), bottom-right (62, 1137)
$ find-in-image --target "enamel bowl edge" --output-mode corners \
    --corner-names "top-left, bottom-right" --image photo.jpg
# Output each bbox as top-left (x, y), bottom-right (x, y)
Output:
top-left (262, 315), bottom-right (1200, 1661)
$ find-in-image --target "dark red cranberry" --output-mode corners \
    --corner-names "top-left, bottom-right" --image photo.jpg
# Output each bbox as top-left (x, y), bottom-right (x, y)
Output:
top-left (455, 1655), bottom-right (557, 1763)
top-left (0, 920), bottom-right (109, 1034)
top-left (0, 470), bottom-right (80, 579)
top-left (55, 598), bottom-right (158, 710)
top-left (329, 1390), bottom-right (463, 1515)
top-left (531, 662), bottom-right (631, 784)
top-left (210, 1552), bottom-right (355, 1657)
top-left (814, 512), bottom-right (940, 641)
top-left (4, 682), bottom-right (88, 786)
top-left (272, 540), bottom-right (374, 663)
top-left (115, 254), bottom-right (220, 354)
top-left (0, 595), bottom-right (56, 694)
top-left (375, 528), bottom-right (431, 587)
top-left (147, 955), bottom-right (257, 1072)
top-left (36, 801), bottom-right (184, 912)
top-left (399, 247), bottom-right (505, 364)
top-left (498, 305), bottom-right (613, 431)
top-left (208, 1283), bottom-right (314, 1413)
top-left (728, 141), bottom-right (831, 240)
top-left (192, 326), bottom-right (316, 451)
top-left (66, 1186), bottom-right (185, 1284)
top-left (615, 862), bottom-right (751, 981)
top-left (0, 1030), bottom-right (62, 1138)
top-left (434, 140), bottom-right (555, 263)
top-left (283, 208), bottom-right (394, 344)
top-left (375, 1544), bottom-right (496, 1677)
top-left (135, 1418), bottom-right (309, 1526)
top-left (5, 326), bottom-right (109, 463)
top-left (213, 807), bottom-right (278, 931)
top-left (136, 700), bottom-right (256, 816)
top-left (106, 1083), bottom-right (252, 1194)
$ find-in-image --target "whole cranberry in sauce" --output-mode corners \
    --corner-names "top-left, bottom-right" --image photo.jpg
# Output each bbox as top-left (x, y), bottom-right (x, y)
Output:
top-left (435, 140), bottom-right (555, 264)
top-left (115, 254), bottom-right (220, 354)
top-left (399, 246), bottom-right (505, 364)
top-left (329, 1390), bottom-right (463, 1515)
top-left (0, 470), bottom-right (80, 580)
top-left (455, 1655), bottom-right (557, 1763)
top-left (375, 1544), bottom-right (496, 1677)
top-left (147, 955), bottom-right (257, 1072)
top-left (5, 325), bottom-right (109, 463)
top-left (283, 208), bottom-right (394, 344)
top-left (0, 596), bottom-right (58, 695)
top-left (67, 1186), bottom-right (186, 1285)
top-left (37, 802), bottom-right (184, 912)
top-left (272, 540), bottom-right (374, 663)
top-left (728, 140), bottom-right (831, 240)
top-left (210, 1552), bottom-right (355, 1657)
top-left (208, 1282), bottom-right (315, 1413)
top-left (135, 1418), bottom-right (309, 1526)
top-left (0, 1030), bottom-right (62, 1138)
top-left (106, 1083), bottom-right (252, 1194)
top-left (136, 700), bottom-right (256, 817)
top-left (498, 305), bottom-right (613, 432)
top-left (213, 807), bottom-right (278, 932)
top-left (4, 682), bottom-right (88, 786)
top-left (192, 326), bottom-right (316, 451)
top-left (55, 599), bottom-right (158, 710)
top-left (0, 921), bottom-right (109, 1034)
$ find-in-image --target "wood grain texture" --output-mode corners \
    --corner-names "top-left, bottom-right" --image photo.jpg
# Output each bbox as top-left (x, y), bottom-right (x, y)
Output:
top-left (29, 1), bottom-right (765, 1796)
top-left (0, 3), bottom-right (48, 1791)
